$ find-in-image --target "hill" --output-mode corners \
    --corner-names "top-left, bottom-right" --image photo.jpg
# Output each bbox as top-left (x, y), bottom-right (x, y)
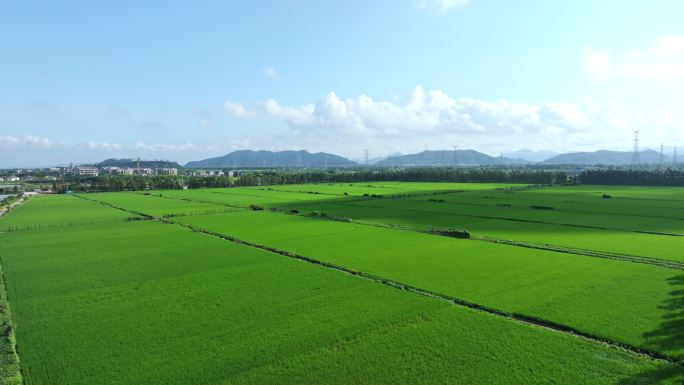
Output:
top-left (373, 150), bottom-right (529, 166)
top-left (95, 158), bottom-right (182, 168)
top-left (543, 150), bottom-right (664, 165)
top-left (185, 150), bottom-right (357, 168)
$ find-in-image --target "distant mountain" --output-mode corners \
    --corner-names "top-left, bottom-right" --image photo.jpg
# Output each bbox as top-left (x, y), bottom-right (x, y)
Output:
top-left (185, 150), bottom-right (357, 168)
top-left (95, 158), bottom-right (182, 168)
top-left (373, 150), bottom-right (529, 166)
top-left (355, 152), bottom-right (404, 165)
top-left (503, 149), bottom-right (559, 162)
top-left (543, 150), bottom-right (665, 165)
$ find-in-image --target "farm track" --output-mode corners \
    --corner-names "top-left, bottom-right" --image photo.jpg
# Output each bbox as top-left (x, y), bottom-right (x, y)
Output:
top-left (72, 193), bottom-right (684, 369)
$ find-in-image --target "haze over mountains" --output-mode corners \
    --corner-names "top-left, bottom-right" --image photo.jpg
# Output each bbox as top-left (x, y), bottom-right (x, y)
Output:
top-left (373, 150), bottom-right (528, 167)
top-left (177, 148), bottom-right (679, 168)
top-left (503, 149), bottom-right (560, 163)
top-left (542, 150), bottom-right (669, 166)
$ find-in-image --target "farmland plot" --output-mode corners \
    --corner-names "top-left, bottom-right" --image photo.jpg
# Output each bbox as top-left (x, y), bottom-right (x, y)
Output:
top-left (2, 216), bottom-right (676, 384)
top-left (266, 198), bottom-right (684, 264)
top-left (174, 210), bottom-right (684, 360)
top-left (2, 187), bottom-right (684, 384)
top-left (0, 194), bottom-right (133, 231)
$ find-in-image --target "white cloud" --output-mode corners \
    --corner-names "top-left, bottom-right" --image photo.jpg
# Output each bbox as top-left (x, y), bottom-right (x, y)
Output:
top-left (585, 36), bottom-right (684, 81)
top-left (416, 0), bottom-right (470, 14)
top-left (87, 141), bottom-right (122, 150)
top-left (224, 100), bottom-right (254, 117)
top-left (263, 99), bottom-right (315, 125)
top-left (0, 136), bottom-right (20, 148)
top-left (583, 48), bottom-right (613, 80)
top-left (23, 135), bottom-right (53, 148)
top-left (263, 66), bottom-right (278, 79)
top-left (134, 141), bottom-right (205, 152)
top-left (237, 86), bottom-right (684, 156)
top-left (262, 86), bottom-right (589, 140)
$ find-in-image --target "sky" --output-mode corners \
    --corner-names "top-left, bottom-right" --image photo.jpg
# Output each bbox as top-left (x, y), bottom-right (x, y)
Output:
top-left (2, 0), bottom-right (684, 167)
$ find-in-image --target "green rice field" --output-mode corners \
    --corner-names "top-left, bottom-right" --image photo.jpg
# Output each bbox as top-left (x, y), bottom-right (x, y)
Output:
top-left (1, 182), bottom-right (683, 384)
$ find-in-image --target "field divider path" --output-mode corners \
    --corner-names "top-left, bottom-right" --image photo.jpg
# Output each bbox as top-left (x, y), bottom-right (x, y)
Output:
top-left (0, 256), bottom-right (23, 385)
top-left (72, 193), bottom-right (684, 368)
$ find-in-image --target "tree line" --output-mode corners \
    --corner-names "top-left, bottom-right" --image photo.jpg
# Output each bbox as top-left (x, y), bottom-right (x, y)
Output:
top-left (45, 167), bottom-right (684, 193)
top-left (578, 168), bottom-right (684, 186)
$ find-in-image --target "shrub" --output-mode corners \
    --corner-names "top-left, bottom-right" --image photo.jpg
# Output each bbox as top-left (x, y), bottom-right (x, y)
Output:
top-left (429, 227), bottom-right (471, 239)
top-left (428, 198), bottom-right (445, 203)
top-left (249, 204), bottom-right (264, 211)
top-left (602, 194), bottom-right (612, 199)
top-left (529, 205), bottom-right (554, 210)
top-left (305, 211), bottom-right (327, 217)
top-left (497, 203), bottom-right (511, 207)
top-left (331, 216), bottom-right (352, 223)
top-left (289, 209), bottom-right (299, 214)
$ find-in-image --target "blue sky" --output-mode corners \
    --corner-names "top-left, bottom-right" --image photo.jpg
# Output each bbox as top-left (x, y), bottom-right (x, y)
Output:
top-left (2, 0), bottom-right (684, 166)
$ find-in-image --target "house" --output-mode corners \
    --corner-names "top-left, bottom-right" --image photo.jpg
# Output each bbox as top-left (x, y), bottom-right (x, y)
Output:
top-left (155, 168), bottom-right (178, 175)
top-left (75, 166), bottom-right (99, 176)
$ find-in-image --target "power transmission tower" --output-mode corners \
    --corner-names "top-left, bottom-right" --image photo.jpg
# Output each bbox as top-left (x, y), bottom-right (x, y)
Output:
top-left (674, 146), bottom-right (678, 166)
top-left (660, 143), bottom-right (664, 168)
top-left (631, 130), bottom-right (640, 169)
top-left (452, 145), bottom-right (458, 165)
top-left (364, 149), bottom-right (369, 165)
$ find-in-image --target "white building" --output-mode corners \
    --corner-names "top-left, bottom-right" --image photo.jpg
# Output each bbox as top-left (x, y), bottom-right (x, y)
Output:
top-left (155, 168), bottom-right (178, 175)
top-left (75, 166), bottom-right (99, 176)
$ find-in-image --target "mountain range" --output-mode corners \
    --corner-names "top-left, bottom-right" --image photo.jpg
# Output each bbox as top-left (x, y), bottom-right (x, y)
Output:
top-left (172, 148), bottom-right (677, 169)
top-left (184, 150), bottom-right (356, 168)
top-left (542, 150), bottom-right (668, 165)
top-left (373, 150), bottom-right (528, 166)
